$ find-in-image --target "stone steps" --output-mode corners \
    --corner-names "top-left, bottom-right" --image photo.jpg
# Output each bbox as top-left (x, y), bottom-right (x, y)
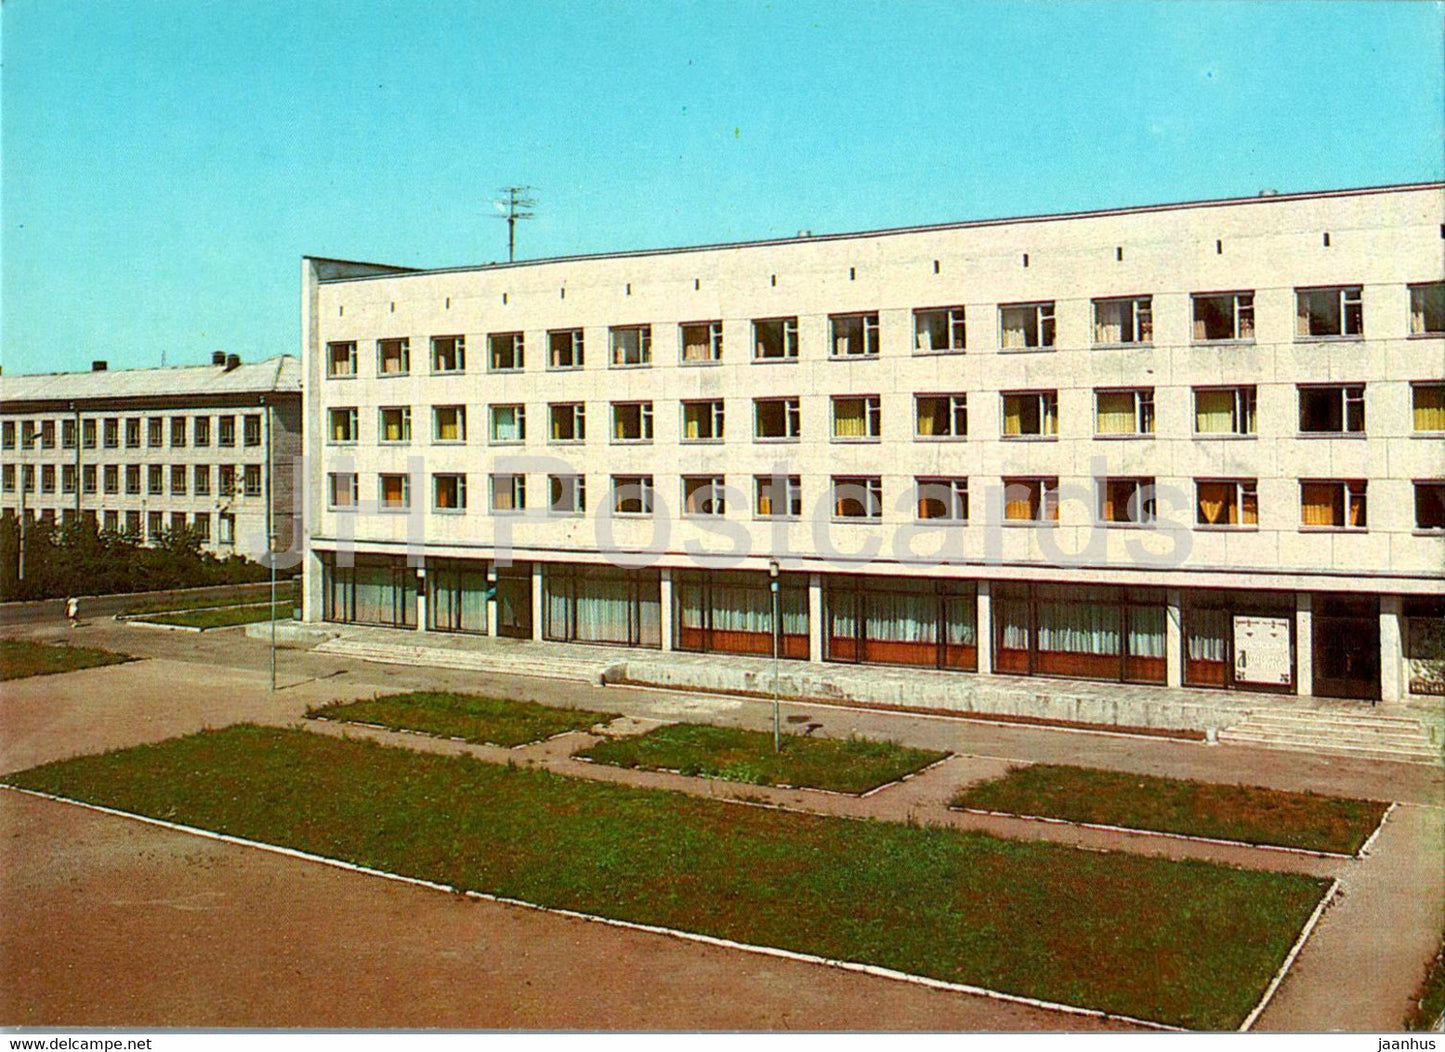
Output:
top-left (314, 638), bottom-right (617, 684)
top-left (1220, 708), bottom-right (1440, 763)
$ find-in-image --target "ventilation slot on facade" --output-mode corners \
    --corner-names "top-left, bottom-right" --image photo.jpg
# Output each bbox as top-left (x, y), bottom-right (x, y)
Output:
top-left (389, 302), bottom-right (395, 313)
top-left (849, 267), bottom-right (856, 281)
top-left (1022, 253), bottom-right (1029, 268)
top-left (1323, 232), bottom-right (1331, 247)
top-left (502, 293), bottom-right (508, 305)
top-left (445, 297), bottom-right (451, 309)
top-left (770, 274), bottom-right (777, 287)
top-left (625, 283), bottom-right (631, 296)
top-left (933, 260), bottom-right (940, 274)
top-left (1116, 247), bottom-right (1124, 261)
top-left (1216, 239), bottom-right (1223, 254)
top-left (694, 278), bottom-right (701, 291)
top-left (560, 287), bottom-right (566, 299)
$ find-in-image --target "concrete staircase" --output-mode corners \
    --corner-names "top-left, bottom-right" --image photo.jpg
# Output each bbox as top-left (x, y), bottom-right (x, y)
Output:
top-left (313, 636), bottom-right (622, 684)
top-left (1220, 708), bottom-right (1441, 764)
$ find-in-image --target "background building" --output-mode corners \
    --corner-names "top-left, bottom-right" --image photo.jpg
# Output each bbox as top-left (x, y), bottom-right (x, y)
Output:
top-left (300, 183), bottom-right (1444, 704)
top-left (1, 353), bottom-right (302, 559)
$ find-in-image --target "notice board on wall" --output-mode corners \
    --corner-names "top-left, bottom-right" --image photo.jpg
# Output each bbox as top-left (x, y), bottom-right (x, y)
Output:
top-left (1233, 615), bottom-right (1293, 687)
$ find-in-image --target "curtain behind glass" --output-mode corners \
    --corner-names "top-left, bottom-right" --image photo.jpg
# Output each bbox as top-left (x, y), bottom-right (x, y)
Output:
top-left (1414, 386), bottom-right (1445, 431)
top-left (1037, 600), bottom-right (1120, 655)
top-left (1096, 392), bottom-right (1136, 434)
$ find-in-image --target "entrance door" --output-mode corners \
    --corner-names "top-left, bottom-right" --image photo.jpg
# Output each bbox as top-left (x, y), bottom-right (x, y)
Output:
top-left (495, 562), bottom-right (533, 639)
top-left (1312, 595), bottom-right (1380, 701)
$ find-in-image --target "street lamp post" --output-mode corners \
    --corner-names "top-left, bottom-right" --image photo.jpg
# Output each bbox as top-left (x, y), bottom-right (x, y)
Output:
top-left (769, 559), bottom-right (780, 753)
top-left (269, 529), bottom-right (278, 692)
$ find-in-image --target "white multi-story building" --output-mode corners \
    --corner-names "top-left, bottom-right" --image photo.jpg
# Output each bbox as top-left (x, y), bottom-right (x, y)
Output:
top-left (300, 183), bottom-right (1445, 704)
top-left (0, 353), bottom-right (302, 559)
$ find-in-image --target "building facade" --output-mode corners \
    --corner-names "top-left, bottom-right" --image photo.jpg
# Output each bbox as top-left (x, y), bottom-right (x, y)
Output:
top-left (300, 184), bottom-right (1445, 704)
top-left (0, 353), bottom-right (302, 559)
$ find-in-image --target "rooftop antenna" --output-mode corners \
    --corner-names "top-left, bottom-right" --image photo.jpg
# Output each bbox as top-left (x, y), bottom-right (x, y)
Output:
top-left (493, 186), bottom-right (537, 263)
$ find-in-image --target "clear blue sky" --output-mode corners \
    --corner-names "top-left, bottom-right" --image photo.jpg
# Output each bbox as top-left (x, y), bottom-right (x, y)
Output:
top-left (2, 0), bottom-right (1441, 375)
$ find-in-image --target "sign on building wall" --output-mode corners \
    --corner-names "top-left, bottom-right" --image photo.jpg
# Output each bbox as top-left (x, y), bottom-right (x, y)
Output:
top-left (1234, 616), bottom-right (1293, 687)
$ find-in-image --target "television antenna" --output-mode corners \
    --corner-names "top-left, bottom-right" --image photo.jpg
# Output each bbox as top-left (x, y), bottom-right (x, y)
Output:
top-left (493, 186), bottom-right (537, 263)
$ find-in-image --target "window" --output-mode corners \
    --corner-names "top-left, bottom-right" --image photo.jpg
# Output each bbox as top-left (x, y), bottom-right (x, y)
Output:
top-left (170, 465), bottom-right (186, 496)
top-left (328, 473), bottom-right (358, 509)
top-left (682, 475), bottom-right (726, 516)
top-left (489, 332), bottom-right (524, 371)
top-left (20, 420), bottom-right (35, 447)
top-left (755, 474), bottom-right (802, 519)
top-left (147, 465), bottom-right (162, 495)
top-left (378, 338), bottom-right (410, 375)
top-left (1192, 291), bottom-right (1255, 341)
top-left (194, 417), bottom-right (210, 446)
top-left (62, 464), bottom-right (77, 494)
top-left (915, 394), bottom-right (967, 439)
top-left (1195, 480), bottom-right (1258, 527)
top-left (489, 404), bottom-right (526, 444)
top-left (21, 465), bottom-right (34, 492)
top-left (170, 512), bottom-right (187, 535)
top-left (244, 415), bottom-right (262, 447)
top-left (193, 513), bottom-right (210, 542)
top-left (1093, 296), bottom-right (1153, 345)
top-left (1000, 302), bottom-right (1055, 349)
top-left (549, 474), bottom-right (586, 514)
top-left (682, 400), bottom-right (724, 441)
top-left (147, 418), bottom-right (162, 447)
top-left (1002, 391), bottom-right (1058, 437)
top-left (104, 465), bottom-right (119, 495)
top-left (328, 407), bottom-right (358, 443)
top-left (218, 513), bottom-right (235, 545)
top-left (194, 465), bottom-right (211, 496)
top-left (612, 401), bottom-right (654, 443)
top-left (831, 395), bottom-right (881, 441)
top-left (913, 306), bottom-right (966, 354)
top-left (1098, 478), bottom-right (1156, 524)
top-left (1410, 282), bottom-right (1445, 335)
top-left (1, 464), bottom-right (12, 492)
top-left (430, 405), bottom-right (465, 443)
top-left (379, 473), bottom-right (410, 510)
top-left (753, 317), bottom-right (799, 361)
top-left (832, 476), bottom-right (883, 520)
top-left (1298, 385), bottom-right (1365, 434)
top-left (1, 422), bottom-right (12, 449)
top-left (38, 420), bottom-right (55, 449)
top-left (38, 465), bottom-right (54, 494)
top-left (379, 406), bottom-right (412, 443)
top-left (1415, 482), bottom-right (1445, 530)
top-left (681, 320), bottom-right (722, 363)
top-left (434, 474), bottom-right (467, 511)
top-left (1413, 384), bottom-right (1445, 433)
top-left (549, 328), bottom-right (584, 369)
top-left (610, 324), bottom-right (652, 367)
top-left (62, 419), bottom-right (76, 449)
top-left (1003, 477), bottom-right (1060, 522)
top-left (491, 474), bottom-right (526, 513)
top-left (915, 477), bottom-right (969, 521)
top-left (82, 419), bottom-right (96, 449)
top-left (431, 335), bottom-right (465, 373)
top-left (1296, 285), bottom-right (1363, 339)
top-left (830, 312), bottom-right (880, 358)
top-left (81, 465), bottom-right (96, 494)
top-left (547, 402), bottom-right (586, 444)
top-left (106, 418), bottom-right (120, 448)
top-left (1095, 389), bottom-right (1155, 436)
top-left (244, 465), bottom-right (262, 497)
top-left (219, 465), bottom-right (235, 496)
top-left (611, 475), bottom-right (654, 515)
top-left (1301, 480), bottom-right (1367, 530)
top-left (1193, 386), bottom-right (1257, 435)
top-left (147, 512), bottom-right (163, 541)
top-left (754, 397), bottom-right (801, 440)
top-left (218, 416), bottom-right (235, 447)
top-left (327, 341), bottom-right (357, 377)
top-left (170, 417), bottom-right (187, 447)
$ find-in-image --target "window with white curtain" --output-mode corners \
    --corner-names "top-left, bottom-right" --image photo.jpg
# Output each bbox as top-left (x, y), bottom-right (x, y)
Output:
top-left (1095, 389), bottom-right (1154, 435)
top-left (610, 325), bottom-right (652, 366)
top-left (830, 312), bottom-right (880, 358)
top-left (913, 306), bottom-right (966, 353)
top-left (831, 395), bottom-right (881, 440)
top-left (1093, 296), bottom-right (1153, 345)
top-left (682, 400), bottom-right (725, 441)
top-left (1193, 386), bottom-right (1257, 435)
top-left (915, 394), bottom-right (967, 438)
top-left (489, 404), bottom-right (526, 444)
top-left (1410, 282), bottom-right (1445, 335)
top-left (1000, 302), bottom-right (1055, 349)
top-left (680, 320), bottom-right (723, 363)
top-left (1192, 292), bottom-right (1254, 341)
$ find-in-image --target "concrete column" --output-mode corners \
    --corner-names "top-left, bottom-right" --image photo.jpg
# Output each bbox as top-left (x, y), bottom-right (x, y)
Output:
top-left (976, 580), bottom-right (993, 675)
top-left (415, 568), bottom-right (427, 632)
top-left (807, 573), bottom-right (824, 663)
top-left (1380, 595), bottom-right (1403, 703)
top-left (659, 568), bottom-right (674, 651)
top-left (1295, 592), bottom-right (1314, 697)
top-left (485, 564), bottom-right (499, 638)
top-left (302, 547), bottom-right (325, 623)
top-left (530, 563), bottom-right (544, 642)
top-left (1165, 588), bottom-right (1183, 688)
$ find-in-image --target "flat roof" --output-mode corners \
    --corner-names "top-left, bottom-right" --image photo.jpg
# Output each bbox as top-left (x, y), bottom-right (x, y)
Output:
top-left (0, 355), bottom-right (301, 408)
top-left (308, 181), bottom-right (1444, 283)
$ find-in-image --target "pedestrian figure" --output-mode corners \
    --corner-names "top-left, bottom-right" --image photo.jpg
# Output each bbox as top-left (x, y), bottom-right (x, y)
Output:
top-left (66, 596), bottom-right (80, 628)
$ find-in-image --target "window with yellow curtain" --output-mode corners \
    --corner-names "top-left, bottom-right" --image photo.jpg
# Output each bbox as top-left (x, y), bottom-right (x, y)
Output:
top-left (1301, 482), bottom-right (1341, 527)
top-left (832, 398), bottom-right (870, 439)
top-left (1096, 391), bottom-right (1137, 434)
top-left (1413, 385), bottom-right (1445, 432)
top-left (1194, 390), bottom-right (1235, 433)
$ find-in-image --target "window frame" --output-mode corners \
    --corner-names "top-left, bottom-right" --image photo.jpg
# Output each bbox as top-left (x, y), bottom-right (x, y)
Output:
top-left (679, 320), bottom-right (723, 365)
top-left (1409, 282), bottom-right (1445, 337)
top-left (377, 337), bottom-right (410, 377)
top-left (1194, 478), bottom-right (1260, 529)
top-left (610, 401), bottom-right (654, 444)
top-left (912, 305), bottom-right (967, 355)
top-left (914, 476), bottom-right (969, 522)
top-left (432, 473), bottom-right (467, 513)
top-left (609, 324), bottom-right (653, 368)
top-left (1299, 479), bottom-right (1368, 532)
top-left (1411, 382), bottom-right (1445, 435)
top-left (830, 475), bottom-right (883, 521)
top-left (326, 341), bottom-right (358, 378)
top-left (378, 473), bottom-right (411, 511)
top-left (1192, 385), bottom-right (1258, 438)
top-left (488, 331), bottom-right (525, 372)
top-left (999, 301), bottom-right (1056, 351)
top-left (1191, 291), bottom-right (1256, 343)
top-left (1094, 387), bottom-right (1155, 437)
top-left (830, 394), bottom-right (882, 443)
top-left (548, 402), bottom-right (586, 444)
top-left (547, 328), bottom-right (585, 370)
top-left (752, 316), bottom-right (799, 362)
top-left (1001, 390), bottom-right (1059, 439)
top-left (828, 311), bottom-right (880, 359)
top-left (754, 474), bottom-right (802, 520)
top-left (1092, 295), bottom-right (1154, 347)
top-left (430, 335), bottom-right (466, 374)
top-left (1295, 285), bottom-right (1364, 341)
top-left (490, 473), bottom-right (527, 514)
top-left (328, 407), bottom-right (359, 445)
top-left (548, 473), bottom-right (587, 515)
top-left (431, 405), bottom-right (467, 444)
top-left (1002, 476), bottom-right (1061, 524)
top-left (1413, 481), bottom-right (1445, 531)
top-left (680, 399), bottom-right (725, 443)
top-left (610, 474), bottom-right (655, 516)
top-left (487, 403), bottom-right (527, 445)
top-left (1096, 477), bottom-right (1158, 526)
top-left (681, 474), bottom-right (727, 517)
top-left (1297, 383), bottom-right (1365, 436)
top-left (914, 393), bottom-right (968, 440)
top-left (378, 405), bottom-right (413, 444)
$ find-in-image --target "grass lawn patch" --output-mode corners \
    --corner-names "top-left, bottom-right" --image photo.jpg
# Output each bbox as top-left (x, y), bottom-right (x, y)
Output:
top-left (4, 724), bottom-right (1330, 1030)
top-left (308, 691), bottom-right (618, 748)
top-left (118, 581), bottom-right (296, 617)
top-left (135, 601), bottom-right (294, 630)
top-left (577, 722), bottom-right (949, 795)
top-left (951, 763), bottom-right (1389, 856)
top-left (0, 639), bottom-right (133, 681)
top-left (1406, 936), bottom-right (1445, 1030)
